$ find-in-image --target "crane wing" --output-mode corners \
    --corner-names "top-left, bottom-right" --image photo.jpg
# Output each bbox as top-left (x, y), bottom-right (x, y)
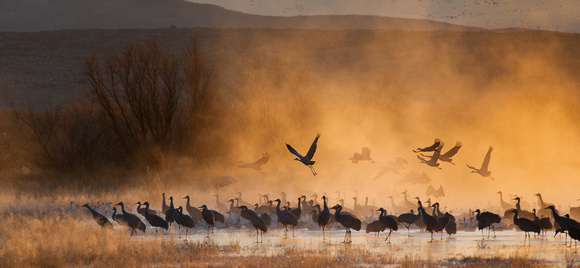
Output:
top-left (252, 153), bottom-right (270, 167)
top-left (481, 146), bottom-right (493, 171)
top-left (286, 144), bottom-right (304, 159)
top-left (414, 138), bottom-right (441, 152)
top-left (441, 141), bottom-right (462, 158)
top-left (361, 147), bottom-right (371, 158)
top-left (430, 145), bottom-right (442, 161)
top-left (305, 133), bottom-right (320, 160)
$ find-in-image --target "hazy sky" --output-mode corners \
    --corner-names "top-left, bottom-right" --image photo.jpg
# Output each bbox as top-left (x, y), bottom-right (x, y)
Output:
top-left (188, 0), bottom-right (580, 32)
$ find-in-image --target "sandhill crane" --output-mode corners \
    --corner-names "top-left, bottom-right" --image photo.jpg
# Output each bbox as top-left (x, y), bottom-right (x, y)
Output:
top-left (136, 201), bottom-right (157, 216)
top-left (532, 208), bottom-right (552, 239)
top-left (331, 204), bottom-right (361, 243)
top-left (496, 191), bottom-right (513, 211)
top-left (240, 206), bottom-right (267, 243)
top-left (426, 185), bottom-right (445, 199)
top-left (143, 201), bottom-right (168, 236)
top-left (509, 208), bottom-right (540, 245)
top-left (162, 193), bottom-right (169, 214)
top-left (546, 205), bottom-right (571, 246)
top-left (290, 197), bottom-right (302, 221)
top-left (565, 214), bottom-right (580, 251)
top-left (200, 204), bottom-right (215, 238)
top-left (175, 206), bottom-right (195, 238)
top-left (81, 204), bottom-right (113, 229)
top-left (318, 196), bottom-right (331, 239)
top-left (239, 205), bottom-right (257, 222)
top-left (466, 146), bottom-right (495, 180)
top-left (238, 153), bottom-right (270, 170)
top-left (183, 196), bottom-right (203, 223)
top-left (422, 141), bottom-right (462, 164)
top-left (349, 147), bottom-right (374, 163)
top-left (445, 215), bottom-right (457, 237)
top-left (366, 220), bottom-right (386, 236)
top-left (387, 196), bottom-right (404, 214)
top-left (112, 207), bottom-right (128, 227)
top-left (115, 202), bottom-right (146, 236)
top-left (401, 190), bottom-right (416, 211)
top-left (417, 200), bottom-right (443, 242)
top-left (398, 210), bottom-right (420, 237)
top-left (260, 213), bottom-right (272, 227)
top-left (513, 197), bottom-right (535, 221)
top-left (413, 138), bottom-right (441, 153)
top-left (165, 196), bottom-right (179, 227)
top-left (416, 144), bottom-right (442, 169)
top-left (214, 194), bottom-right (228, 213)
top-left (274, 199), bottom-right (298, 238)
top-left (236, 192), bottom-right (253, 208)
top-left (474, 209), bottom-right (501, 238)
top-left (432, 202), bottom-right (455, 222)
top-left (378, 208), bottom-right (398, 243)
top-left (286, 133), bottom-right (320, 176)
top-left (535, 193), bottom-right (554, 217)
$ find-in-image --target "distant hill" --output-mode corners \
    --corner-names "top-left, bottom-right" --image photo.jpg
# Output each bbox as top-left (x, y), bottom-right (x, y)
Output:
top-left (0, 0), bottom-right (483, 32)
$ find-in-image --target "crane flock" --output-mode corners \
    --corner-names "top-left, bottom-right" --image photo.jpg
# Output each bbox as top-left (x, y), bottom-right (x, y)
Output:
top-left (70, 136), bottom-right (580, 249)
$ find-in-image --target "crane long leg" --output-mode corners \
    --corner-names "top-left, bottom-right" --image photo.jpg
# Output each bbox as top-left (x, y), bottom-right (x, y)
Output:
top-left (309, 166), bottom-right (317, 176)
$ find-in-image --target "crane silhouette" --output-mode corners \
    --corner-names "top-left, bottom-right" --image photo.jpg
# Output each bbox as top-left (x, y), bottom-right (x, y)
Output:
top-left (274, 199), bottom-right (298, 238)
top-left (162, 193), bottom-right (169, 214)
top-left (474, 209), bottom-right (501, 238)
top-left (466, 146), bottom-right (495, 180)
top-left (509, 208), bottom-right (540, 245)
top-left (184, 195), bottom-right (203, 223)
top-left (413, 138), bottom-right (441, 153)
top-left (416, 144), bottom-right (442, 169)
top-left (111, 207), bottom-right (128, 227)
top-left (366, 220), bottom-right (386, 236)
top-left (143, 201), bottom-right (168, 236)
top-left (239, 206), bottom-right (267, 243)
top-left (175, 206), bottom-right (195, 238)
top-left (331, 204), bottom-right (361, 243)
top-left (200, 204), bottom-right (215, 238)
top-left (318, 196), bottom-right (331, 239)
top-left (422, 141), bottom-right (462, 164)
top-left (81, 204), bottom-right (113, 229)
top-left (115, 202), bottom-right (146, 236)
top-left (496, 191), bottom-right (513, 211)
top-left (136, 201), bottom-right (157, 216)
top-left (445, 215), bottom-right (457, 237)
top-left (417, 200), bottom-right (443, 242)
top-left (565, 214), bottom-right (580, 252)
top-left (378, 208), bottom-right (398, 243)
top-left (237, 153), bottom-right (270, 170)
top-left (397, 209), bottom-right (420, 237)
top-left (286, 133), bottom-right (320, 176)
top-left (532, 208), bottom-right (552, 239)
top-left (349, 147), bottom-right (374, 163)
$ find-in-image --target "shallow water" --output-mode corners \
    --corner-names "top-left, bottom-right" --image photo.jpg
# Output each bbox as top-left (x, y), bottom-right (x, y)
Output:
top-left (128, 225), bottom-right (580, 265)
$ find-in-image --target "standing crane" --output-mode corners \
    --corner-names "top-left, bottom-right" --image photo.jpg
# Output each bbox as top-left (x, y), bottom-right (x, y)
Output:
top-left (200, 204), bottom-right (215, 238)
top-left (115, 202), bottom-right (146, 236)
top-left (81, 204), bottom-right (113, 229)
top-left (318, 196), bottom-right (331, 239)
top-left (509, 209), bottom-right (540, 246)
top-left (417, 200), bottom-right (443, 242)
top-left (175, 206), bottom-right (195, 238)
top-left (397, 210), bottom-right (420, 237)
top-left (143, 201), bottom-right (168, 236)
top-left (274, 199), bottom-right (298, 238)
top-left (286, 133), bottom-right (320, 176)
top-left (331, 204), bottom-right (361, 243)
top-left (474, 209), bottom-right (501, 238)
top-left (240, 206), bottom-right (268, 243)
top-left (378, 208), bottom-right (398, 243)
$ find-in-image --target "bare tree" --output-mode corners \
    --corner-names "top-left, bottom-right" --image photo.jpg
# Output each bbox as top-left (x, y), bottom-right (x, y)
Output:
top-left (84, 38), bottom-right (220, 168)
